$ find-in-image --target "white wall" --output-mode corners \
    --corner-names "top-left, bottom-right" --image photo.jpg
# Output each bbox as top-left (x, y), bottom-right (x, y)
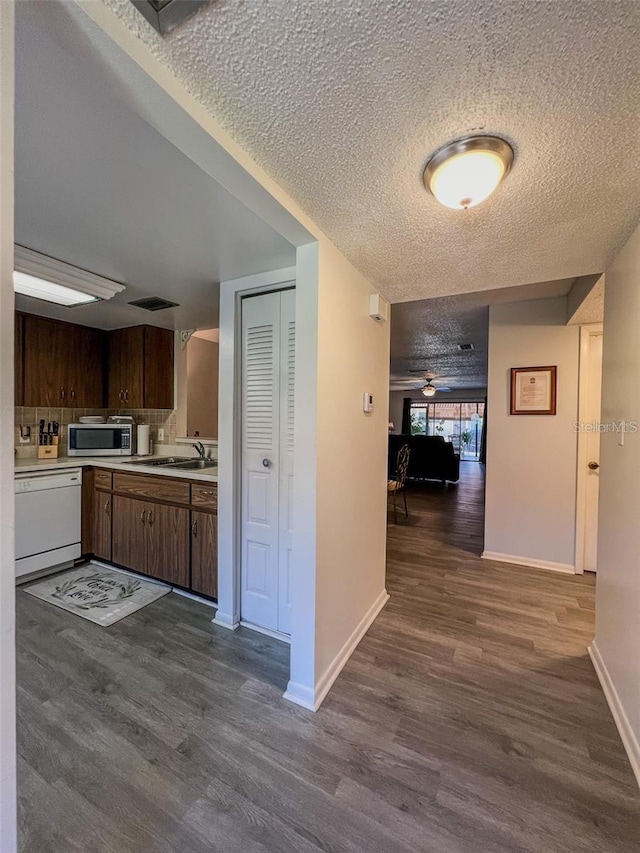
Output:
top-left (592, 221), bottom-right (640, 786)
top-left (0, 2), bottom-right (16, 849)
top-left (286, 244), bottom-right (320, 705)
top-left (312, 240), bottom-right (390, 703)
top-left (484, 298), bottom-right (580, 571)
top-left (216, 252), bottom-right (391, 713)
top-left (186, 337), bottom-right (219, 438)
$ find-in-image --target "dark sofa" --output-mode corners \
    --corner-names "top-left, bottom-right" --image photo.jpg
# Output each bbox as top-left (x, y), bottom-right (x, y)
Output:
top-left (388, 434), bottom-right (460, 484)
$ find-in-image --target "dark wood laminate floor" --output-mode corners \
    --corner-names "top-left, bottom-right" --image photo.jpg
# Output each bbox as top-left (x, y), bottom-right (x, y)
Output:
top-left (17, 462), bottom-right (640, 852)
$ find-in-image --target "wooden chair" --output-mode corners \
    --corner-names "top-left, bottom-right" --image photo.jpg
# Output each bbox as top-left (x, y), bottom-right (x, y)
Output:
top-left (388, 443), bottom-right (411, 523)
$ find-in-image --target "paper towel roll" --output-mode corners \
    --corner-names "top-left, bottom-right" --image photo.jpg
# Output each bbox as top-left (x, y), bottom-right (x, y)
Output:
top-left (137, 424), bottom-right (150, 456)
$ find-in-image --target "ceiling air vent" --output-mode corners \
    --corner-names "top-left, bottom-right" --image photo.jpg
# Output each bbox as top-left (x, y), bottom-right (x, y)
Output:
top-left (130, 0), bottom-right (210, 35)
top-left (457, 343), bottom-right (475, 351)
top-left (129, 296), bottom-right (180, 312)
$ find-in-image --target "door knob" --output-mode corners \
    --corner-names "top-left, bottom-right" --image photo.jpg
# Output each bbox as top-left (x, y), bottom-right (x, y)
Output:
top-left (262, 458), bottom-right (272, 468)
top-left (588, 461), bottom-right (600, 470)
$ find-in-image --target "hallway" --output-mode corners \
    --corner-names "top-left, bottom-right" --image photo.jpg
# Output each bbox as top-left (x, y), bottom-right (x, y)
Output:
top-left (16, 463), bottom-right (640, 852)
top-left (380, 463), bottom-right (640, 850)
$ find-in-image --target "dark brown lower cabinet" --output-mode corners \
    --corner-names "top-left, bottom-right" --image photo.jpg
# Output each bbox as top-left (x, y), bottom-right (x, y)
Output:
top-left (112, 493), bottom-right (189, 587)
top-left (146, 502), bottom-right (189, 587)
top-left (90, 471), bottom-right (217, 597)
top-left (112, 495), bottom-right (146, 572)
top-left (92, 490), bottom-right (112, 562)
top-left (191, 510), bottom-right (218, 599)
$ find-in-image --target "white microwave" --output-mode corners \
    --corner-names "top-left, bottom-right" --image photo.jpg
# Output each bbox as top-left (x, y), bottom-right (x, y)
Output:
top-left (68, 424), bottom-right (134, 456)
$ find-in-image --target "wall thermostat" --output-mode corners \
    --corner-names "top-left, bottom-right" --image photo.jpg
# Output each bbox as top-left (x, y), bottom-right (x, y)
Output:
top-left (363, 392), bottom-right (375, 413)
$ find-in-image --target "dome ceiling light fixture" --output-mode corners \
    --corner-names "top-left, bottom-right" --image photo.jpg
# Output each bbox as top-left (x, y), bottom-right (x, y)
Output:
top-left (422, 382), bottom-right (437, 397)
top-left (423, 135), bottom-right (514, 210)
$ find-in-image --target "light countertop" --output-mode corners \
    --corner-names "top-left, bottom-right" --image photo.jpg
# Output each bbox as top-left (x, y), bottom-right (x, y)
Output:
top-left (14, 455), bottom-right (218, 483)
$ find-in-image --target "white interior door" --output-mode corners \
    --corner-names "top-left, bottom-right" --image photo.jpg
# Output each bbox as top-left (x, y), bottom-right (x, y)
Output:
top-left (240, 289), bottom-right (295, 634)
top-left (583, 332), bottom-right (603, 572)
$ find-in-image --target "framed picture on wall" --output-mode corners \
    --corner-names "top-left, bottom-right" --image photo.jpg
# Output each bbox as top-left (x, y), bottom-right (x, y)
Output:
top-left (510, 365), bottom-right (557, 415)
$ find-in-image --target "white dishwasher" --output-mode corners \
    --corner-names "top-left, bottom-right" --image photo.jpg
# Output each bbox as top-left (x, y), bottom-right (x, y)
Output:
top-left (15, 469), bottom-right (82, 580)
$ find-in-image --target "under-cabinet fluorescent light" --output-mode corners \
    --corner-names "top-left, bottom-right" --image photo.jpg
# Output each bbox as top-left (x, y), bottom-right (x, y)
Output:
top-left (13, 272), bottom-right (99, 307)
top-left (14, 245), bottom-right (125, 307)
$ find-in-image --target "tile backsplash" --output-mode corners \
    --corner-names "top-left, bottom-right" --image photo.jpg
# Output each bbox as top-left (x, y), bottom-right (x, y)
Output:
top-left (15, 407), bottom-right (177, 458)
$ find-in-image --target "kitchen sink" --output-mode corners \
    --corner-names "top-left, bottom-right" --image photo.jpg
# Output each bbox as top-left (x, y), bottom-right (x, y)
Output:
top-left (125, 456), bottom-right (192, 466)
top-left (164, 459), bottom-right (217, 470)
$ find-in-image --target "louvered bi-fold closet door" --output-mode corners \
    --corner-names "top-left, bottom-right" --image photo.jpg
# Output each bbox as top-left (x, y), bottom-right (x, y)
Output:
top-left (241, 290), bottom-right (295, 634)
top-left (277, 289), bottom-right (295, 635)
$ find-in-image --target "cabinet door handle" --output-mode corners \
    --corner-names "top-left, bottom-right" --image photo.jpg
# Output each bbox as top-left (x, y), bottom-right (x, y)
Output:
top-left (60, 386), bottom-right (65, 401)
top-left (141, 510), bottom-right (146, 525)
top-left (104, 500), bottom-right (110, 517)
top-left (70, 388), bottom-right (75, 402)
top-left (147, 509), bottom-right (154, 526)
top-left (125, 389), bottom-right (129, 403)
top-left (192, 519), bottom-right (197, 536)
top-left (119, 390), bottom-right (124, 403)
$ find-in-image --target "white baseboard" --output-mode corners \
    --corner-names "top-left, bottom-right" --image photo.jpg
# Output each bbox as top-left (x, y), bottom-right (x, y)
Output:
top-left (172, 588), bottom-right (217, 609)
top-left (240, 620), bottom-right (291, 645)
top-left (481, 551), bottom-right (575, 574)
top-left (212, 610), bottom-right (239, 630)
top-left (283, 588), bottom-right (390, 713)
top-left (282, 682), bottom-right (316, 712)
top-left (589, 641), bottom-right (640, 790)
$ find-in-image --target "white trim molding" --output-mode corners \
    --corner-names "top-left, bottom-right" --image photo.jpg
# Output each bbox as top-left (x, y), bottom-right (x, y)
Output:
top-left (216, 268), bottom-right (296, 638)
top-left (240, 621), bottom-right (291, 645)
top-left (284, 589), bottom-right (389, 712)
top-left (481, 551), bottom-right (575, 574)
top-left (574, 323), bottom-right (604, 574)
top-left (212, 610), bottom-right (239, 631)
top-left (282, 681), bottom-right (317, 712)
top-left (589, 641), bottom-right (640, 790)
top-left (178, 329), bottom-right (195, 349)
top-left (0, 3), bottom-right (17, 849)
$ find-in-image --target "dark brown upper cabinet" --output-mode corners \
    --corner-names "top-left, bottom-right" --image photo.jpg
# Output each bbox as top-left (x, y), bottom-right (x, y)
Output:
top-left (15, 313), bottom-right (24, 407)
top-left (22, 314), bottom-right (106, 408)
top-left (108, 325), bottom-right (174, 410)
top-left (17, 314), bottom-right (172, 410)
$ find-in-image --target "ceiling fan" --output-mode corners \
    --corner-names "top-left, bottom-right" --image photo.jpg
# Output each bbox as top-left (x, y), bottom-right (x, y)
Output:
top-left (407, 370), bottom-right (453, 397)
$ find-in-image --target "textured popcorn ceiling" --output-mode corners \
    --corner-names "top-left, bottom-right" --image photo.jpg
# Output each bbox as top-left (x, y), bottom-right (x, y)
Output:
top-left (568, 276), bottom-right (605, 326)
top-left (390, 277), bottom-right (576, 389)
top-left (102, 0), bottom-right (640, 303)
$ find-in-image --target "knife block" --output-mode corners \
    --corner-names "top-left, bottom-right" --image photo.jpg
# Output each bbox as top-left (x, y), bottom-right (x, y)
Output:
top-left (38, 435), bottom-right (59, 459)
top-left (38, 445), bottom-right (59, 459)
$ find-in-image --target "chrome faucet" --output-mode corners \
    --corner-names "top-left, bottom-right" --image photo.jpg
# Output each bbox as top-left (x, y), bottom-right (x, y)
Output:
top-left (192, 441), bottom-right (206, 460)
